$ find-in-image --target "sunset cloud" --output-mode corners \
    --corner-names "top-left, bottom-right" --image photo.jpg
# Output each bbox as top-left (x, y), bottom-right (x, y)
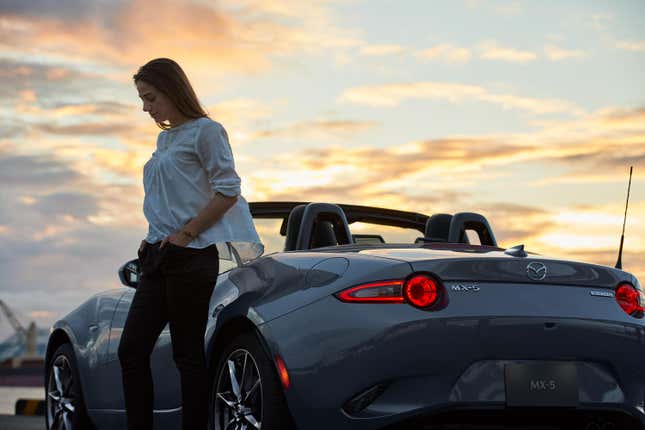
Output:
top-left (495, 1), bottom-right (522, 16)
top-left (0, 59), bottom-right (125, 120)
top-left (31, 192), bottom-right (99, 220)
top-left (414, 44), bottom-right (472, 63)
top-left (245, 138), bottom-right (526, 205)
top-left (244, 105), bottom-right (645, 218)
top-left (476, 203), bottom-right (552, 244)
top-left (0, 143), bottom-right (148, 326)
top-left (339, 81), bottom-right (582, 115)
top-left (339, 82), bottom-right (485, 107)
top-left (35, 122), bottom-right (134, 137)
top-left (0, 0), bottom-right (359, 77)
top-left (206, 98), bottom-right (279, 145)
top-left (478, 40), bottom-right (537, 63)
top-left (616, 40), bottom-right (645, 52)
top-left (544, 45), bottom-right (588, 61)
top-left (0, 152), bottom-right (80, 186)
top-left (589, 13), bottom-right (613, 32)
top-left (254, 119), bottom-right (379, 140)
top-left (359, 44), bottom-right (407, 56)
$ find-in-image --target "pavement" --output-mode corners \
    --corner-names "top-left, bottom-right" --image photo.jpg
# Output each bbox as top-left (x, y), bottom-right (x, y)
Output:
top-left (0, 414), bottom-right (44, 430)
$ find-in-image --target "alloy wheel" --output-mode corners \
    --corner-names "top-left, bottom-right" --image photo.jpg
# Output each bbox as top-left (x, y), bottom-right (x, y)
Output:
top-left (47, 355), bottom-right (77, 430)
top-left (214, 348), bottom-right (262, 430)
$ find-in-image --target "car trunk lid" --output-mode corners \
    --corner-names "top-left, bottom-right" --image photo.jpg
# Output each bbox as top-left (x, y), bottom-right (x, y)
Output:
top-left (359, 247), bottom-right (634, 288)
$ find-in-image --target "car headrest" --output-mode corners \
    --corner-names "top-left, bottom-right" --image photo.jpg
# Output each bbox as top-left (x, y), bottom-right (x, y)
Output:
top-left (424, 213), bottom-right (452, 241)
top-left (286, 203), bottom-right (353, 251)
top-left (284, 204), bottom-right (307, 251)
top-left (311, 220), bottom-right (338, 248)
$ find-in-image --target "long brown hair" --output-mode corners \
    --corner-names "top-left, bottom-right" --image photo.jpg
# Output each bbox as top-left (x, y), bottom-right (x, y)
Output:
top-left (133, 58), bottom-right (208, 130)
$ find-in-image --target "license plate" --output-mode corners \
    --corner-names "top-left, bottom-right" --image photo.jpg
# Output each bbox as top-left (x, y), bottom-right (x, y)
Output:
top-left (505, 362), bottom-right (578, 407)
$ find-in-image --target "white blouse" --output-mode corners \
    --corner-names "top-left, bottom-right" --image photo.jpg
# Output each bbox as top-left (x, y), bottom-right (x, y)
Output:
top-left (142, 116), bottom-right (263, 262)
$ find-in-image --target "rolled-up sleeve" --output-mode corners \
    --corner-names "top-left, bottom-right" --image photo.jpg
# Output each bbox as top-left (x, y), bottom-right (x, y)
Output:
top-left (195, 121), bottom-right (241, 197)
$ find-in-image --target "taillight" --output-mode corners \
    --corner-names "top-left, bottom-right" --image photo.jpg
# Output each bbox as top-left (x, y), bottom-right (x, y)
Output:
top-left (403, 275), bottom-right (438, 307)
top-left (335, 274), bottom-right (442, 308)
top-left (615, 283), bottom-right (644, 317)
top-left (335, 280), bottom-right (405, 303)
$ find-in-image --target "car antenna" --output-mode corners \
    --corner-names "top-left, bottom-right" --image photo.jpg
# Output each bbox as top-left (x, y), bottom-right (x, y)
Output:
top-left (615, 166), bottom-right (633, 270)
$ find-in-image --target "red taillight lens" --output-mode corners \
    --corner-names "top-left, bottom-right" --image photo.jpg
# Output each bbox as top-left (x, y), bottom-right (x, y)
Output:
top-left (615, 283), bottom-right (644, 316)
top-left (335, 280), bottom-right (404, 303)
top-left (403, 275), bottom-right (438, 308)
top-left (335, 274), bottom-right (442, 308)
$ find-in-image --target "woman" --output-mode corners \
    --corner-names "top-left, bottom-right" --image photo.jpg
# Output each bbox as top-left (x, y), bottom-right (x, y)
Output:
top-left (117, 58), bottom-right (263, 430)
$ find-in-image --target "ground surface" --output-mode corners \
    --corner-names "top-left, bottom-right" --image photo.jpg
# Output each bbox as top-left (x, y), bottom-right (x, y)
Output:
top-left (0, 414), bottom-right (43, 430)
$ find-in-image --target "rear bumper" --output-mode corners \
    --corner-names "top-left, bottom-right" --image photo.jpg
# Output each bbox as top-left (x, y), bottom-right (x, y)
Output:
top-left (261, 296), bottom-right (645, 430)
top-left (382, 407), bottom-right (644, 430)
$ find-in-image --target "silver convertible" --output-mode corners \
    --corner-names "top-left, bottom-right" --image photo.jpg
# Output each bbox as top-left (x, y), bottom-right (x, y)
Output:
top-left (44, 202), bottom-right (645, 430)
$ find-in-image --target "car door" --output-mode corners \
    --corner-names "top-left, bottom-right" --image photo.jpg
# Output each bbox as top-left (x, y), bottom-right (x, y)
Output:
top-left (95, 287), bottom-right (181, 411)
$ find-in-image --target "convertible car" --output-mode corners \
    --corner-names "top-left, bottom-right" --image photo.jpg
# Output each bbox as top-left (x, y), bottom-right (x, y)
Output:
top-left (44, 202), bottom-right (645, 430)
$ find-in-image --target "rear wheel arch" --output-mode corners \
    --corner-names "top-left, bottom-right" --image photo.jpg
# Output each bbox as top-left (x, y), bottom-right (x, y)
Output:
top-left (45, 330), bottom-right (92, 414)
top-left (46, 341), bottom-right (94, 429)
top-left (45, 329), bottom-right (73, 370)
top-left (208, 324), bottom-right (296, 429)
top-left (207, 317), bottom-right (270, 372)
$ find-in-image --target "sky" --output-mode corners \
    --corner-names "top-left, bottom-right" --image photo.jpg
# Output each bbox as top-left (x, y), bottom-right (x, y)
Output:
top-left (0, 0), bottom-right (644, 335)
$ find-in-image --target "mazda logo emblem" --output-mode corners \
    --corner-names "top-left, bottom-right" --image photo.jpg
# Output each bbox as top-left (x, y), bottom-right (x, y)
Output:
top-left (526, 262), bottom-right (547, 281)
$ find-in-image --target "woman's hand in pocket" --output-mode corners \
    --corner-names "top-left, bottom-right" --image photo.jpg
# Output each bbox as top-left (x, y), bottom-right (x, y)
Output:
top-left (159, 232), bottom-right (192, 249)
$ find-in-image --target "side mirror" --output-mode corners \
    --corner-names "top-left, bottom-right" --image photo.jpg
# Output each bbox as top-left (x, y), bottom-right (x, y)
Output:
top-left (118, 259), bottom-right (141, 288)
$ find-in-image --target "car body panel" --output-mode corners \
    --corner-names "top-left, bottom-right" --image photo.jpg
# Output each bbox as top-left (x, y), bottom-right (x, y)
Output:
top-left (360, 247), bottom-right (638, 288)
top-left (264, 293), bottom-right (645, 429)
top-left (95, 288), bottom-right (181, 410)
top-left (47, 289), bottom-right (127, 422)
top-left (225, 252), bottom-right (412, 325)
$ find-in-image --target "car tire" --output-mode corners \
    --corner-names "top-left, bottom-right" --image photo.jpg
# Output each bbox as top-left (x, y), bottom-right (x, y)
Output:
top-left (45, 343), bottom-right (94, 430)
top-left (210, 331), bottom-right (295, 430)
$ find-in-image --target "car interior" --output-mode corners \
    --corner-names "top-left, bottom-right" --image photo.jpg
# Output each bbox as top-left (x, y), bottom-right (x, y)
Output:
top-left (281, 202), bottom-right (497, 251)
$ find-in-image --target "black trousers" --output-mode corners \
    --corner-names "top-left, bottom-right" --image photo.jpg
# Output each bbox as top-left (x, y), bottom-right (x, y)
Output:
top-left (117, 241), bottom-right (219, 430)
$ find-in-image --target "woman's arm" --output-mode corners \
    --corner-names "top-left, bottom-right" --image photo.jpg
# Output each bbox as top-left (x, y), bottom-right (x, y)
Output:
top-left (161, 192), bottom-right (238, 248)
top-left (160, 121), bottom-right (241, 249)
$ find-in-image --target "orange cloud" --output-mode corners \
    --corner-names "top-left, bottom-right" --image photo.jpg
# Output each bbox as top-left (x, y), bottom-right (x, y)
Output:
top-left (0, 0), bottom-right (359, 78)
top-left (243, 138), bottom-right (526, 205)
top-left (236, 106), bottom-right (645, 216)
top-left (19, 89), bottom-right (36, 103)
top-left (0, 64), bottom-right (32, 78)
top-left (88, 147), bottom-right (149, 178)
